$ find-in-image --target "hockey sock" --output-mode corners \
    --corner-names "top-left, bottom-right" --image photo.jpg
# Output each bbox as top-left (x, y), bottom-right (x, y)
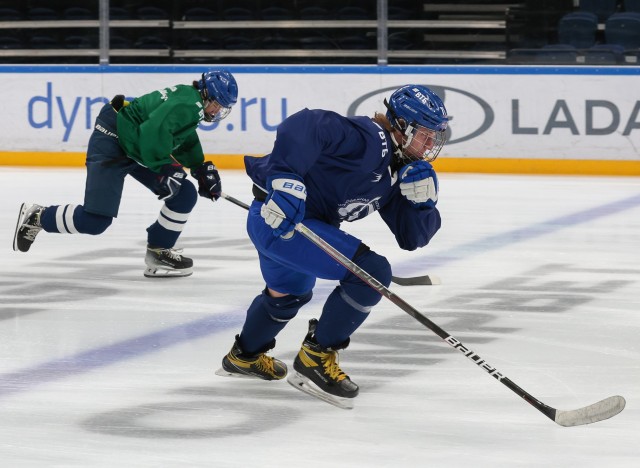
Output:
top-left (315, 248), bottom-right (392, 348)
top-left (146, 181), bottom-right (196, 248)
top-left (40, 205), bottom-right (112, 235)
top-left (239, 288), bottom-right (312, 354)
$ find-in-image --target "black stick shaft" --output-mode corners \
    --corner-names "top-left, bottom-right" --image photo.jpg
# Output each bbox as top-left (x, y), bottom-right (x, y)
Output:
top-left (219, 193), bottom-right (625, 425)
top-left (220, 192), bottom-right (250, 210)
top-left (293, 222), bottom-right (558, 422)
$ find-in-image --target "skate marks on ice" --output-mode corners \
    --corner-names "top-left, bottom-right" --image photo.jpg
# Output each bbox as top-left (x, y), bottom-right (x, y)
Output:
top-left (4, 235), bottom-right (258, 282)
top-left (79, 263), bottom-right (637, 439)
top-left (1, 235), bottom-right (259, 314)
top-left (81, 387), bottom-right (304, 439)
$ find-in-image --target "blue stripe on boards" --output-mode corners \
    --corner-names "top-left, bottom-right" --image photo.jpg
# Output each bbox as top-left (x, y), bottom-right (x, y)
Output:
top-left (1, 193), bottom-right (639, 399)
top-left (0, 65), bottom-right (639, 76)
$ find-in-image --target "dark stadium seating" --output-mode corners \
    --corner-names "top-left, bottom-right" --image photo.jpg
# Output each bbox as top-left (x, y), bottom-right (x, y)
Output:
top-left (579, 0), bottom-right (619, 22)
top-left (605, 12), bottom-right (640, 48)
top-left (557, 12), bottom-right (599, 48)
top-left (625, 0), bottom-right (640, 13)
top-left (0, 1), bottom-right (636, 66)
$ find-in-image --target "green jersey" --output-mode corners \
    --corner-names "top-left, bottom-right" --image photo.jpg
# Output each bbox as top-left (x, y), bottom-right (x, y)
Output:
top-left (116, 84), bottom-right (207, 172)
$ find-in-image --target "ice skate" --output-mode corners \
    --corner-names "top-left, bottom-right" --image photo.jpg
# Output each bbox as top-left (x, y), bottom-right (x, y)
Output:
top-left (216, 335), bottom-right (287, 380)
top-left (144, 245), bottom-right (193, 277)
top-left (287, 319), bottom-right (359, 410)
top-left (13, 203), bottom-right (44, 252)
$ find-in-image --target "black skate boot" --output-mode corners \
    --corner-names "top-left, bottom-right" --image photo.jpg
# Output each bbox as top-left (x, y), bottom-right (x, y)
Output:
top-left (287, 319), bottom-right (359, 409)
top-left (216, 335), bottom-right (287, 380)
top-left (144, 245), bottom-right (193, 277)
top-left (13, 203), bottom-right (44, 252)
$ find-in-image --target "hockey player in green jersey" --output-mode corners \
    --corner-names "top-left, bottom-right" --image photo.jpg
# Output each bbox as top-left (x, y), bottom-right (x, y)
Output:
top-left (13, 70), bottom-right (238, 277)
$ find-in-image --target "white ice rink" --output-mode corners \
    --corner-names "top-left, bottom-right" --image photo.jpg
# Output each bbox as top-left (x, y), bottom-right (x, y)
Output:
top-left (1, 168), bottom-right (639, 467)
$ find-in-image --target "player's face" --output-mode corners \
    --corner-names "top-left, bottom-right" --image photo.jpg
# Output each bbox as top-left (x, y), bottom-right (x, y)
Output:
top-left (204, 100), bottom-right (222, 119)
top-left (203, 99), bottom-right (232, 122)
top-left (403, 125), bottom-right (436, 161)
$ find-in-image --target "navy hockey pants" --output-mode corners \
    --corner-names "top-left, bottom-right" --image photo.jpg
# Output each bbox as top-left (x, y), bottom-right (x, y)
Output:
top-left (39, 103), bottom-right (197, 249)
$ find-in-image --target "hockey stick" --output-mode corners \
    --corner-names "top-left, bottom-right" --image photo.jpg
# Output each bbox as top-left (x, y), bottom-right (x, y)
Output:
top-left (291, 221), bottom-right (625, 426)
top-left (219, 192), bottom-right (439, 287)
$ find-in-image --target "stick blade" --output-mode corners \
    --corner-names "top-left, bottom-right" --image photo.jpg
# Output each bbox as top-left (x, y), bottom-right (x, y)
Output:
top-left (554, 395), bottom-right (626, 427)
top-left (391, 274), bottom-right (441, 286)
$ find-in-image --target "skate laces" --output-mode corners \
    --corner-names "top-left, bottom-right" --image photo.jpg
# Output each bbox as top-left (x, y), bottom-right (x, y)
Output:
top-left (22, 208), bottom-right (43, 240)
top-left (255, 354), bottom-right (277, 375)
top-left (321, 351), bottom-right (347, 382)
top-left (150, 247), bottom-right (183, 260)
top-left (165, 248), bottom-right (183, 260)
top-left (23, 225), bottom-right (42, 241)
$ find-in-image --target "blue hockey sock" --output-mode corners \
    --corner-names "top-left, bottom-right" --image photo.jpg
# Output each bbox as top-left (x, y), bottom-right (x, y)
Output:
top-left (146, 182), bottom-right (196, 248)
top-left (239, 289), bottom-right (312, 354)
top-left (40, 205), bottom-right (112, 235)
top-left (314, 286), bottom-right (370, 348)
top-left (315, 248), bottom-right (392, 348)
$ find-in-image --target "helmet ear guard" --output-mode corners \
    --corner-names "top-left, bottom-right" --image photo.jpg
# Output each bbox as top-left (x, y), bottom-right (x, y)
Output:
top-left (383, 98), bottom-right (409, 133)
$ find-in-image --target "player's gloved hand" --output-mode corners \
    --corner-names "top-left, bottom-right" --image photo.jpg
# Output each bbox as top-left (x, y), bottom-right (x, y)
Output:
top-left (154, 163), bottom-right (186, 201)
top-left (261, 173), bottom-right (306, 238)
top-left (191, 161), bottom-right (222, 200)
top-left (399, 161), bottom-right (438, 209)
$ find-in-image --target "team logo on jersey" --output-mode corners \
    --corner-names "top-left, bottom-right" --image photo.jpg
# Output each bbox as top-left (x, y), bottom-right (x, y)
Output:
top-left (371, 172), bottom-right (383, 182)
top-left (337, 197), bottom-right (381, 222)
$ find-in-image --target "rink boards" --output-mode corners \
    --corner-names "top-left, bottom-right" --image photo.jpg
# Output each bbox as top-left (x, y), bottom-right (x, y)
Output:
top-left (0, 64), bottom-right (639, 175)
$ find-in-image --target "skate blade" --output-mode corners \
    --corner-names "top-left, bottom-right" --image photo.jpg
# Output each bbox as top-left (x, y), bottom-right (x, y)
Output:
top-left (13, 202), bottom-right (29, 252)
top-left (287, 372), bottom-right (354, 410)
top-left (214, 367), bottom-right (283, 381)
top-left (144, 267), bottom-right (193, 278)
top-left (215, 367), bottom-right (259, 379)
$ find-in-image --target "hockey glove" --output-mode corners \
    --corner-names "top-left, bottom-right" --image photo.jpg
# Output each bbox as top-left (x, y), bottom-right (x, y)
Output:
top-left (154, 164), bottom-right (186, 202)
top-left (261, 174), bottom-right (306, 238)
top-left (399, 161), bottom-right (438, 209)
top-left (191, 161), bottom-right (222, 200)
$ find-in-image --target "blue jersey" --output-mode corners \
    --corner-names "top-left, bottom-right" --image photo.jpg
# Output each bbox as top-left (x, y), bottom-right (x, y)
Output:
top-left (245, 108), bottom-right (441, 251)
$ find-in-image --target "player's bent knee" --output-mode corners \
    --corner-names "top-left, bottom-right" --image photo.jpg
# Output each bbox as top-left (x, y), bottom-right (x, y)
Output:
top-left (264, 290), bottom-right (313, 322)
top-left (166, 179), bottom-right (197, 210)
top-left (75, 210), bottom-right (113, 235)
top-left (341, 249), bottom-right (392, 307)
top-left (353, 249), bottom-right (392, 288)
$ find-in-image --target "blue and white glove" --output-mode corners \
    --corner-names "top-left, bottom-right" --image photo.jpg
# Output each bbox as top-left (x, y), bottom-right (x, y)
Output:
top-left (399, 161), bottom-right (439, 209)
top-left (154, 163), bottom-right (186, 201)
top-left (261, 174), bottom-right (307, 238)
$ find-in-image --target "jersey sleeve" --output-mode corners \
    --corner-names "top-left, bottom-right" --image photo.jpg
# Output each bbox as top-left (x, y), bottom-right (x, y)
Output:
top-left (378, 194), bottom-right (442, 251)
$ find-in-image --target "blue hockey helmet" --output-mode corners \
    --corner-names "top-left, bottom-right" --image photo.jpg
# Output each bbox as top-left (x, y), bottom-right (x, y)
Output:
top-left (198, 70), bottom-right (238, 122)
top-left (384, 85), bottom-right (449, 162)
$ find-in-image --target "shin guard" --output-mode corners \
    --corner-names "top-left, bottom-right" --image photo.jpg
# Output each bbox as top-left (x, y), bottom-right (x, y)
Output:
top-left (239, 288), bottom-right (312, 354)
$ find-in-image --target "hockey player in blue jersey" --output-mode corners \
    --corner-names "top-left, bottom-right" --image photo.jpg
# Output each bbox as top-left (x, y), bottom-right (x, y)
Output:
top-left (217, 84), bottom-right (448, 408)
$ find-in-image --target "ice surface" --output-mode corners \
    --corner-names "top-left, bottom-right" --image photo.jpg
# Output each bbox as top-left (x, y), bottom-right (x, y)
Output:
top-left (1, 168), bottom-right (639, 467)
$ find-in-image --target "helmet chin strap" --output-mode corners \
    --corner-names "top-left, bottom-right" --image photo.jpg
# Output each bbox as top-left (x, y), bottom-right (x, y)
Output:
top-left (388, 129), bottom-right (409, 173)
top-left (389, 130), bottom-right (404, 158)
